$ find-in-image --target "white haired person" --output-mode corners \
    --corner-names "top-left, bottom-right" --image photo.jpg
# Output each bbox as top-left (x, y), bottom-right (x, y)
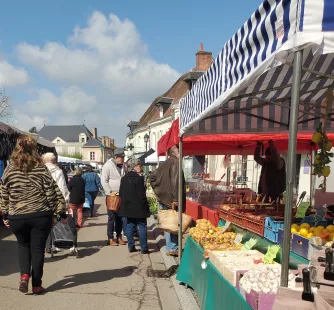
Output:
top-left (42, 153), bottom-right (69, 202)
top-left (42, 152), bottom-right (69, 253)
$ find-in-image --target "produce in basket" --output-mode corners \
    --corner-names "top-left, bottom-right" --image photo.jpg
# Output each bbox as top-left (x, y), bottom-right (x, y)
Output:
top-left (189, 219), bottom-right (241, 258)
top-left (239, 266), bottom-right (296, 294)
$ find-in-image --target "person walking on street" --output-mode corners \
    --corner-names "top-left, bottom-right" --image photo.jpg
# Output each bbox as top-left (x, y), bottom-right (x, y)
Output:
top-left (0, 136), bottom-right (66, 294)
top-left (150, 145), bottom-right (185, 257)
top-left (82, 166), bottom-right (103, 217)
top-left (42, 153), bottom-right (69, 202)
top-left (67, 168), bottom-right (85, 228)
top-left (42, 152), bottom-right (69, 253)
top-left (101, 149), bottom-right (127, 246)
top-left (119, 163), bottom-right (150, 254)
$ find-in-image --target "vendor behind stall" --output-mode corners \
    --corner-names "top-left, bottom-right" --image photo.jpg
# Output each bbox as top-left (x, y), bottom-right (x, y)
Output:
top-left (254, 140), bottom-right (286, 201)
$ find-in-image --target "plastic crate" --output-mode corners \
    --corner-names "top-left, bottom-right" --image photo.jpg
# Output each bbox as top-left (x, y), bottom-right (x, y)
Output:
top-left (245, 216), bottom-right (266, 236)
top-left (264, 217), bottom-right (285, 232)
top-left (219, 208), bottom-right (232, 222)
top-left (231, 211), bottom-right (247, 228)
top-left (264, 227), bottom-right (279, 243)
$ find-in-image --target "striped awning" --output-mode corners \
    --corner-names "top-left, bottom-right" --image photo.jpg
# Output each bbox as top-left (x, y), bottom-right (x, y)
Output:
top-left (180, 0), bottom-right (334, 135)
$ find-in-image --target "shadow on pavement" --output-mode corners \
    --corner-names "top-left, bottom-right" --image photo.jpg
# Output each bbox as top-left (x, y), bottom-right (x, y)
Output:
top-left (47, 266), bottom-right (137, 292)
top-left (78, 240), bottom-right (107, 248)
top-left (0, 239), bottom-right (19, 276)
top-left (85, 223), bottom-right (107, 228)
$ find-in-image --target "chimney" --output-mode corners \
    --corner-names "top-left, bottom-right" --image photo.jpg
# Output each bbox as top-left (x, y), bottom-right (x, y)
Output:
top-left (92, 128), bottom-right (98, 139)
top-left (106, 137), bottom-right (110, 148)
top-left (196, 43), bottom-right (213, 71)
top-left (101, 136), bottom-right (106, 146)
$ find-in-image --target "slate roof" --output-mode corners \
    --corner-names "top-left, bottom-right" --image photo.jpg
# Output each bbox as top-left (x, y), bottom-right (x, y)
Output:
top-left (38, 125), bottom-right (93, 143)
top-left (82, 138), bottom-right (102, 147)
top-left (183, 71), bottom-right (204, 81)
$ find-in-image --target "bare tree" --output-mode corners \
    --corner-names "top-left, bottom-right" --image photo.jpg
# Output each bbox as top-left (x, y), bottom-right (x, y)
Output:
top-left (0, 89), bottom-right (12, 120)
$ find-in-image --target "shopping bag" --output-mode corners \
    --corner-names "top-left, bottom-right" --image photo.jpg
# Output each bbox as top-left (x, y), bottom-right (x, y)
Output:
top-left (106, 193), bottom-right (120, 212)
top-left (157, 208), bottom-right (192, 234)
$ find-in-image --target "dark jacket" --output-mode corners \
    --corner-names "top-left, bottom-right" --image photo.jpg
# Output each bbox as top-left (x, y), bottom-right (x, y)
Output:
top-left (118, 171), bottom-right (150, 219)
top-left (149, 155), bottom-right (185, 209)
top-left (82, 172), bottom-right (102, 192)
top-left (67, 175), bottom-right (86, 205)
top-left (254, 144), bottom-right (286, 200)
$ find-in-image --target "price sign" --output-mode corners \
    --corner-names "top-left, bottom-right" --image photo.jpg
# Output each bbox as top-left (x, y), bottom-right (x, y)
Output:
top-left (221, 221), bottom-right (231, 233)
top-left (264, 245), bottom-right (280, 264)
top-left (234, 233), bottom-right (244, 245)
top-left (242, 238), bottom-right (258, 251)
top-left (295, 204), bottom-right (309, 218)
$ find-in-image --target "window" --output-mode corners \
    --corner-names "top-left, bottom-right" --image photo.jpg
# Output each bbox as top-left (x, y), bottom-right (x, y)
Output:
top-left (57, 139), bottom-right (60, 143)
top-left (56, 147), bottom-right (62, 154)
top-left (79, 133), bottom-right (87, 143)
top-left (90, 152), bottom-right (96, 161)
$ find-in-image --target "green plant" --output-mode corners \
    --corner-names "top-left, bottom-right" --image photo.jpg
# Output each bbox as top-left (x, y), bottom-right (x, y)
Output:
top-left (148, 196), bottom-right (159, 215)
top-left (312, 123), bottom-right (334, 191)
top-left (59, 152), bottom-right (83, 160)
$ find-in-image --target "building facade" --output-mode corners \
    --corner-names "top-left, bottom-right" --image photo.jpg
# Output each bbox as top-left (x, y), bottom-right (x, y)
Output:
top-left (39, 125), bottom-right (116, 162)
top-left (125, 44), bottom-right (213, 163)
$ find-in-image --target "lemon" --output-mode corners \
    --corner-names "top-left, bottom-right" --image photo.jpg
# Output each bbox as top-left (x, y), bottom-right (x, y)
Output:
top-left (300, 223), bottom-right (311, 229)
top-left (312, 132), bottom-right (322, 143)
top-left (317, 226), bottom-right (325, 232)
top-left (307, 233), bottom-right (314, 238)
top-left (326, 225), bottom-right (334, 233)
top-left (325, 141), bottom-right (333, 152)
top-left (322, 166), bottom-right (331, 177)
top-left (291, 224), bottom-right (299, 231)
top-left (314, 227), bottom-right (323, 236)
top-left (330, 232), bottom-right (334, 241)
top-left (291, 227), bottom-right (299, 234)
top-left (299, 228), bottom-right (309, 237)
top-left (314, 155), bottom-right (321, 164)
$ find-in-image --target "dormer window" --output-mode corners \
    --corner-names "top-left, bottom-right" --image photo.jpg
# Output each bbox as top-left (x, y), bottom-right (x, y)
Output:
top-left (79, 133), bottom-right (87, 143)
top-left (159, 105), bottom-right (163, 118)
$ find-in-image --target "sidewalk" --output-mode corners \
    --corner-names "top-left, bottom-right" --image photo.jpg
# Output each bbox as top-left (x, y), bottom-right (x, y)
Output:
top-left (0, 196), bottom-right (182, 310)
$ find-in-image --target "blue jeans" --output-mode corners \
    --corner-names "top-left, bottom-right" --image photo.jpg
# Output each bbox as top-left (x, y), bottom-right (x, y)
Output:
top-left (126, 218), bottom-right (148, 252)
top-left (159, 202), bottom-right (178, 252)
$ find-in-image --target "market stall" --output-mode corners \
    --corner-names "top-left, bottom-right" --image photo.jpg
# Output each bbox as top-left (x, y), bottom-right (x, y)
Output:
top-left (174, 0), bottom-right (334, 308)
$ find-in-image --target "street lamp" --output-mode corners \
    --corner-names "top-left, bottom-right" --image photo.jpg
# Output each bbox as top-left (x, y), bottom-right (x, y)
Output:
top-left (144, 134), bottom-right (149, 152)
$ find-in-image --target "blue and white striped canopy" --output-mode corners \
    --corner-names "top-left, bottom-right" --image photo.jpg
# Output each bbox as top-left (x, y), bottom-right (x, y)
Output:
top-left (180, 0), bottom-right (334, 136)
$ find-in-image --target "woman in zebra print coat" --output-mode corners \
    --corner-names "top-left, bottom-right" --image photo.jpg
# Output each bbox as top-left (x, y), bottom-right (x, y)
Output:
top-left (0, 135), bottom-right (66, 295)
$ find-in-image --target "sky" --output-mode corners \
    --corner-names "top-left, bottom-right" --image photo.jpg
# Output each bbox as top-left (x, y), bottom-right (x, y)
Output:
top-left (0, 0), bottom-right (261, 146)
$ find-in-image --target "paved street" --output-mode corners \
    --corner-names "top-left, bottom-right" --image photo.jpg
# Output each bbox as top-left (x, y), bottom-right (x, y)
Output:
top-left (0, 196), bottom-right (182, 310)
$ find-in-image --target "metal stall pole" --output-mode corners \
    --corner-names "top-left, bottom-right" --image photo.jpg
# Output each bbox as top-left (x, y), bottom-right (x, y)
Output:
top-left (280, 50), bottom-right (303, 287)
top-left (178, 136), bottom-right (184, 262)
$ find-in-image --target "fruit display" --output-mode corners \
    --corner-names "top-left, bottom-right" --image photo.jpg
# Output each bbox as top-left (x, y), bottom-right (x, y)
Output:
top-left (312, 122), bottom-right (334, 191)
top-left (239, 266), bottom-right (296, 294)
top-left (189, 219), bottom-right (241, 258)
top-left (290, 223), bottom-right (334, 241)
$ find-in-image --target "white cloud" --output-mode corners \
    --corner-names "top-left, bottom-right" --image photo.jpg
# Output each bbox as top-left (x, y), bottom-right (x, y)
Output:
top-left (16, 11), bottom-right (180, 89)
top-left (0, 61), bottom-right (29, 87)
top-left (14, 11), bottom-right (182, 145)
top-left (26, 86), bottom-right (97, 117)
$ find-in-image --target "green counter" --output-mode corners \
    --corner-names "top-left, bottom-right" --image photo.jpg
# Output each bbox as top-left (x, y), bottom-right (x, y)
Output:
top-left (176, 237), bottom-right (252, 310)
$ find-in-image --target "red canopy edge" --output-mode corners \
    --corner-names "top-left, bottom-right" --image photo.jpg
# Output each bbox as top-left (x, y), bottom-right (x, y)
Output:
top-left (157, 119), bottom-right (334, 156)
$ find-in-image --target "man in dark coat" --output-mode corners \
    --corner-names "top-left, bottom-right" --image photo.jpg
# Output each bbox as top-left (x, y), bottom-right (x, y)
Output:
top-left (119, 163), bottom-right (150, 254)
top-left (254, 140), bottom-right (286, 201)
top-left (149, 145), bottom-right (185, 257)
